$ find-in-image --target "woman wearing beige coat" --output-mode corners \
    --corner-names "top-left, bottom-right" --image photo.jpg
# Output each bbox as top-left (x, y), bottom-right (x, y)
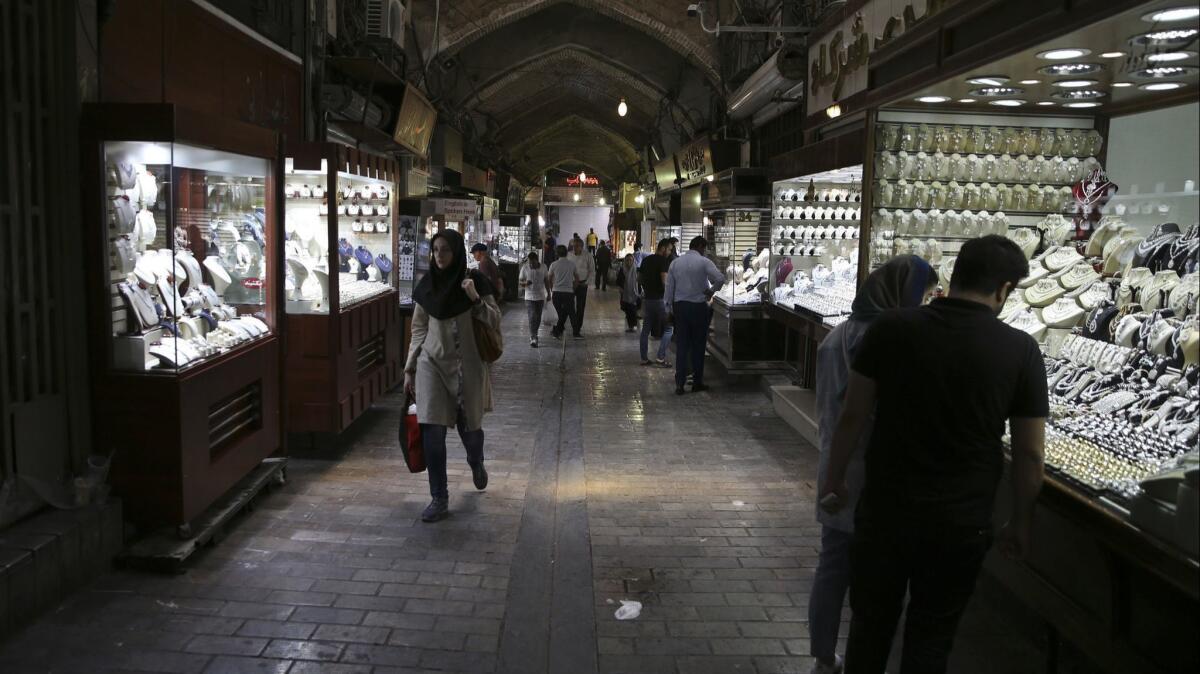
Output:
top-left (404, 229), bottom-right (502, 522)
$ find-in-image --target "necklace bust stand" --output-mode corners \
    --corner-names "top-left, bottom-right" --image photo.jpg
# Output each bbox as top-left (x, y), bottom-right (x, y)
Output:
top-left (311, 268), bottom-right (330, 309)
top-left (286, 258), bottom-right (310, 301)
top-left (203, 257), bottom-right (232, 297)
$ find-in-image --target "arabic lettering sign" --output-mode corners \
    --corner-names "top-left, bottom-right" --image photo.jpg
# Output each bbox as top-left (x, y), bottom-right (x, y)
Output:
top-left (806, 0), bottom-right (957, 116)
top-left (675, 137), bottom-right (713, 187)
top-left (565, 175), bottom-right (601, 187)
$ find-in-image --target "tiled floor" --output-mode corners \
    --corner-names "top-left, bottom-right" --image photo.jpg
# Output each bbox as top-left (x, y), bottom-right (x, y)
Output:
top-left (0, 290), bottom-right (1090, 673)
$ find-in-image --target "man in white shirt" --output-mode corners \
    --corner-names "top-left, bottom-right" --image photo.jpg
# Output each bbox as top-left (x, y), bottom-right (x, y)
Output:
top-left (567, 238), bottom-right (596, 338)
top-left (664, 236), bottom-right (724, 395)
top-left (518, 251), bottom-right (548, 348)
top-left (548, 245), bottom-right (581, 340)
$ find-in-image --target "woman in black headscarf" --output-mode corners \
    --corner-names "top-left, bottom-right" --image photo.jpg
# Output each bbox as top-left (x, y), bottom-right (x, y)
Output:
top-left (404, 229), bottom-right (502, 522)
top-left (807, 254), bottom-right (937, 672)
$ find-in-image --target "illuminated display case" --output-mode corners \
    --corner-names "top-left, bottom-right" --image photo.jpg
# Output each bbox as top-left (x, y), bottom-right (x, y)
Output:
top-left (83, 104), bottom-right (282, 532)
top-left (283, 143), bottom-right (402, 434)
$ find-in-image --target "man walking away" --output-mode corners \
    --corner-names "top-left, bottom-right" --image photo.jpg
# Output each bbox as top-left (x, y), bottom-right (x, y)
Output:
top-left (664, 236), bottom-right (723, 395)
top-left (638, 239), bottom-right (674, 366)
top-left (586, 228), bottom-right (598, 255)
top-left (595, 240), bottom-right (613, 291)
top-left (567, 238), bottom-right (596, 338)
top-left (547, 245), bottom-right (579, 340)
top-left (471, 243), bottom-right (505, 300)
top-left (615, 253), bottom-right (640, 332)
top-left (820, 235), bottom-right (1047, 674)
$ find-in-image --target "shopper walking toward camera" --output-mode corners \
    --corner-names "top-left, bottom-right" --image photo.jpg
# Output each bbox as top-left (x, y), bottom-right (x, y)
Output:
top-left (615, 253), bottom-right (640, 332)
top-left (405, 229), bottom-right (503, 523)
top-left (548, 244), bottom-right (580, 340)
top-left (639, 239), bottom-right (674, 366)
top-left (519, 250), bottom-right (547, 348)
top-left (664, 236), bottom-right (723, 395)
top-left (567, 238), bottom-right (596, 338)
top-left (808, 255), bottom-right (937, 674)
top-left (820, 235), bottom-right (1047, 674)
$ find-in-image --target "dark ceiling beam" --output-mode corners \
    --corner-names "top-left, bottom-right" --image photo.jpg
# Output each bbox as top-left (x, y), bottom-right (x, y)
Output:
top-left (496, 92), bottom-right (654, 147)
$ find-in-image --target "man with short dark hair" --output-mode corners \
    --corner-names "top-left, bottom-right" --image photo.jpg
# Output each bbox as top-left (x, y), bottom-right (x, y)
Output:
top-left (638, 239), bottom-right (674, 366)
top-left (567, 238), bottom-right (596, 338)
top-left (471, 243), bottom-right (504, 299)
top-left (821, 235), bottom-right (1047, 674)
top-left (664, 236), bottom-right (724, 395)
top-left (595, 240), bottom-right (613, 291)
top-left (548, 245), bottom-right (580, 340)
top-left (633, 242), bottom-right (647, 268)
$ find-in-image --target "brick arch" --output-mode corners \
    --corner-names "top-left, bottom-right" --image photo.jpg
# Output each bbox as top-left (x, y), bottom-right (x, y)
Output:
top-left (436, 0), bottom-right (721, 86)
top-left (510, 115), bottom-right (642, 184)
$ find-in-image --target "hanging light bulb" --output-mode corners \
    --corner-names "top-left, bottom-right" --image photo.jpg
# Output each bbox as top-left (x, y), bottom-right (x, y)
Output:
top-left (579, 171), bottom-right (587, 183)
top-left (573, 193), bottom-right (581, 202)
top-left (617, 98), bottom-right (628, 117)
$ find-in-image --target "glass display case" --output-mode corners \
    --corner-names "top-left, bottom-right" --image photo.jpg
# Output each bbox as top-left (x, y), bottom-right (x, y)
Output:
top-left (709, 208), bottom-right (770, 306)
top-left (104, 140), bottom-right (274, 372)
top-left (283, 143), bottom-right (403, 435)
top-left (497, 214), bottom-right (531, 263)
top-left (84, 103), bottom-right (283, 532)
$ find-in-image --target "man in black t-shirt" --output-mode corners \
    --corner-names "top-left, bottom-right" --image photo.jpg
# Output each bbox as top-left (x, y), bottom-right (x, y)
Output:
top-left (821, 235), bottom-right (1047, 674)
top-left (637, 239), bottom-right (674, 365)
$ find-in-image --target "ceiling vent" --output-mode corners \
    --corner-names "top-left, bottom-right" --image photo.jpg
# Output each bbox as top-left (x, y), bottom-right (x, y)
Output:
top-left (365, 0), bottom-right (405, 49)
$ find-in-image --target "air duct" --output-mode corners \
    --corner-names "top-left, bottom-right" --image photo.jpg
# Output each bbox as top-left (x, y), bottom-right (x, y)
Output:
top-left (726, 46), bottom-right (805, 122)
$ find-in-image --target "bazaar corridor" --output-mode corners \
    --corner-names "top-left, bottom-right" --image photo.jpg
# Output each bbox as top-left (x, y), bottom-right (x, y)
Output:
top-left (0, 296), bottom-right (1070, 674)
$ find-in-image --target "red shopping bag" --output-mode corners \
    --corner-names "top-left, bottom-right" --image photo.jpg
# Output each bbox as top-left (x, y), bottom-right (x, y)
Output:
top-left (399, 398), bottom-right (425, 473)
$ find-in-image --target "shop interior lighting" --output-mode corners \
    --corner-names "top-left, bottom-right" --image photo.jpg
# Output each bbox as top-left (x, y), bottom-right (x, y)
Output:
top-left (1141, 81), bottom-right (1187, 90)
top-left (573, 193), bottom-right (580, 202)
top-left (1039, 62), bottom-right (1103, 76)
top-left (1132, 64), bottom-right (1199, 78)
top-left (599, 197), bottom-right (606, 205)
top-left (1101, 51), bottom-right (1127, 58)
top-left (825, 103), bottom-right (842, 118)
top-left (1037, 101), bottom-right (1058, 106)
top-left (966, 75), bottom-right (1010, 86)
top-left (1130, 28), bottom-right (1200, 46)
top-left (1053, 79), bottom-right (1100, 87)
top-left (915, 95), bottom-right (951, 103)
top-left (989, 99), bottom-right (1027, 107)
top-left (1065, 102), bottom-right (1103, 108)
top-left (970, 86), bottom-right (1025, 97)
top-left (706, 175), bottom-right (715, 182)
top-left (1052, 89), bottom-right (1107, 100)
top-left (617, 98), bottom-right (628, 117)
top-left (958, 98), bottom-right (977, 103)
top-left (1147, 51), bottom-right (1197, 62)
top-left (1113, 81), bottom-right (1134, 87)
top-left (578, 171), bottom-right (587, 182)
top-left (635, 194), bottom-right (645, 204)
top-left (1038, 48), bottom-right (1091, 60)
top-left (1019, 79), bottom-right (1042, 84)
top-left (1142, 6), bottom-right (1200, 22)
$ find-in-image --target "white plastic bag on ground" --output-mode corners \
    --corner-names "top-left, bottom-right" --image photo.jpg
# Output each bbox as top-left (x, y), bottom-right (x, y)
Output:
top-left (542, 301), bottom-right (558, 327)
top-left (614, 600), bottom-right (642, 620)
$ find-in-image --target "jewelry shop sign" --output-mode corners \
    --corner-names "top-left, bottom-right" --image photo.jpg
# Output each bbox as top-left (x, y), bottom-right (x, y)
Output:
top-left (807, 0), bottom-right (957, 115)
top-left (675, 137), bottom-right (713, 187)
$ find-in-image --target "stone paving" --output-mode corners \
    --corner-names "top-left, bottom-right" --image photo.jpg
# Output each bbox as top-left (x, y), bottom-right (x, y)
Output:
top-left (0, 291), bottom-right (1091, 674)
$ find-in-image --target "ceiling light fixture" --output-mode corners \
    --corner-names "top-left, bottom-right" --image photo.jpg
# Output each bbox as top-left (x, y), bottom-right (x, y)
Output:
top-left (1037, 101), bottom-right (1057, 106)
top-left (958, 98), bottom-right (976, 103)
top-left (1129, 28), bottom-right (1200, 46)
top-left (1065, 102), bottom-right (1102, 108)
top-left (1101, 51), bottom-right (1127, 58)
top-left (635, 194), bottom-right (645, 204)
top-left (989, 99), bottom-right (1027, 107)
top-left (825, 103), bottom-right (842, 118)
top-left (1113, 81), bottom-right (1134, 87)
top-left (966, 75), bottom-right (1010, 86)
top-left (579, 171), bottom-right (587, 182)
top-left (1147, 51), bottom-right (1197, 62)
top-left (599, 197), bottom-right (606, 205)
top-left (706, 175), bottom-right (715, 182)
top-left (1053, 79), bottom-right (1100, 88)
top-left (617, 98), bottom-right (628, 117)
top-left (1142, 6), bottom-right (1200, 22)
top-left (1132, 64), bottom-right (1200, 78)
top-left (1038, 48), bottom-right (1091, 60)
top-left (573, 193), bottom-right (581, 202)
top-left (970, 86), bottom-right (1026, 97)
top-left (1020, 79), bottom-right (1042, 84)
top-left (915, 95), bottom-right (951, 103)
top-left (1052, 89), bottom-right (1107, 100)
top-left (1039, 62), bottom-right (1103, 75)
top-left (1141, 81), bottom-right (1187, 90)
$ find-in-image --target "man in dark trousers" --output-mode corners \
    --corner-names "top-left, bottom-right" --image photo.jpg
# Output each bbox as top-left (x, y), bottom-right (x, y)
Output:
top-left (664, 236), bottom-right (723, 395)
top-left (595, 240), bottom-right (612, 291)
top-left (820, 235), bottom-right (1047, 674)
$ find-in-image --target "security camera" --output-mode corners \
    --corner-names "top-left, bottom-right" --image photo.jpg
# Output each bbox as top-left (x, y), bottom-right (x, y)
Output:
top-left (772, 33), bottom-right (786, 49)
top-left (687, 4), bottom-right (700, 18)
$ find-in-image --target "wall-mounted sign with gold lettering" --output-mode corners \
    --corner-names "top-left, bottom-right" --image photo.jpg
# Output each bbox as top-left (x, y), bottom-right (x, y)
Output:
top-left (675, 137), bottom-right (714, 187)
top-left (807, 0), bottom-right (957, 116)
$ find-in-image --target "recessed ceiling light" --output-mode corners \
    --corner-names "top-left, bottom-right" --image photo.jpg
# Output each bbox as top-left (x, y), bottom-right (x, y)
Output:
top-left (1130, 28), bottom-right (1200, 47)
top-left (1101, 51), bottom-right (1127, 58)
top-left (966, 75), bottom-right (1010, 86)
top-left (1112, 81), bottom-right (1134, 87)
top-left (1019, 79), bottom-right (1042, 84)
top-left (1147, 51), bottom-right (1197, 62)
top-left (957, 98), bottom-right (976, 103)
top-left (1054, 79), bottom-right (1100, 88)
top-left (1132, 64), bottom-right (1200, 78)
top-left (1036, 101), bottom-right (1057, 106)
top-left (1052, 89), bottom-right (1108, 101)
top-left (1141, 81), bottom-right (1187, 90)
top-left (1038, 48), bottom-right (1091, 60)
top-left (969, 86), bottom-right (1026, 97)
top-left (1065, 102), bottom-right (1103, 108)
top-left (915, 95), bottom-right (951, 103)
top-left (989, 99), bottom-right (1027, 107)
top-left (1038, 62), bottom-right (1103, 76)
top-left (1142, 7), bottom-right (1200, 23)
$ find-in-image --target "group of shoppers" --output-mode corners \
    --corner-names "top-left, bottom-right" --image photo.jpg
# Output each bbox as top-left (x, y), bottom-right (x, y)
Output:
top-left (809, 235), bottom-right (1047, 674)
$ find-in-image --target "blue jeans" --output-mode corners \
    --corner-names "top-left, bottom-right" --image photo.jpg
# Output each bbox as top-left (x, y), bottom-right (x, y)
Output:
top-left (809, 526), bottom-right (854, 662)
top-left (640, 298), bottom-right (673, 361)
top-left (420, 407), bottom-right (484, 500)
top-left (526, 300), bottom-right (544, 341)
top-left (672, 301), bottom-right (709, 388)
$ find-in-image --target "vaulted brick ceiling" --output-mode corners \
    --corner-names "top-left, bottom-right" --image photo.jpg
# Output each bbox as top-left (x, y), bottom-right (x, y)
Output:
top-left (409, 0), bottom-right (724, 186)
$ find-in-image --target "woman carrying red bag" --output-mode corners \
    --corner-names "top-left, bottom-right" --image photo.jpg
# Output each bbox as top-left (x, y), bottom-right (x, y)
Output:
top-left (404, 229), bottom-right (502, 523)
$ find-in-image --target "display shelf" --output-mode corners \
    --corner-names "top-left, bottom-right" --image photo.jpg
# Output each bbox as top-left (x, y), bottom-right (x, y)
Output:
top-left (83, 103), bottom-right (283, 532)
top-left (874, 122), bottom-right (1104, 158)
top-left (283, 142), bottom-right (402, 434)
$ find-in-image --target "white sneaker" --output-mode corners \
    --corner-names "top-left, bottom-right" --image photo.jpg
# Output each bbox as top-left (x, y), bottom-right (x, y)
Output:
top-left (809, 655), bottom-right (843, 674)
